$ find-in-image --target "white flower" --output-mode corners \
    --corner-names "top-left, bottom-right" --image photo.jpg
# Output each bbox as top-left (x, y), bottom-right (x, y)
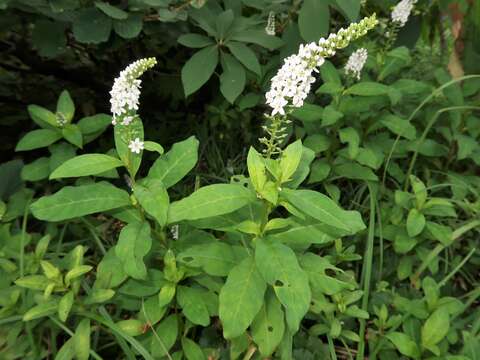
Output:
top-left (265, 11), bottom-right (275, 35)
top-left (391, 0), bottom-right (416, 27)
top-left (109, 58), bottom-right (156, 124)
top-left (345, 48), bottom-right (368, 80)
top-left (121, 116), bottom-right (134, 126)
top-left (128, 137), bottom-right (144, 154)
top-left (171, 225), bottom-right (179, 240)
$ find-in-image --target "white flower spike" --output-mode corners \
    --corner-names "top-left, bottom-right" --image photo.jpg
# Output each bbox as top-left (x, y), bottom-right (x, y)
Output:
top-left (110, 57), bottom-right (157, 125)
top-left (391, 0), bottom-right (416, 27)
top-left (128, 138), bottom-right (144, 154)
top-left (345, 48), bottom-right (368, 80)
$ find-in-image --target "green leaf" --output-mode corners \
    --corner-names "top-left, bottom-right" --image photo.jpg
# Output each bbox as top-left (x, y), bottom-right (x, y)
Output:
top-left (410, 175), bottom-right (427, 208)
top-left (247, 147), bottom-right (267, 193)
top-left (334, 0), bottom-right (360, 21)
top-left (298, 0), bottom-right (329, 42)
top-left (23, 301), bottom-right (58, 321)
top-left (28, 104), bottom-right (58, 128)
top-left (230, 30), bottom-right (284, 50)
top-left (182, 337), bottom-right (206, 360)
top-left (56, 90), bottom-right (75, 124)
top-left (84, 289), bottom-right (115, 304)
top-left (134, 179), bottom-right (169, 227)
top-left (279, 140), bottom-right (303, 183)
top-left (421, 308), bottom-right (450, 349)
top-left (114, 117), bottom-right (143, 177)
top-left (148, 136), bottom-right (199, 188)
top-left (321, 105), bottom-right (344, 127)
top-left (151, 315), bottom-right (178, 357)
top-left (73, 319), bottom-right (90, 360)
top-left (339, 127), bottom-right (360, 159)
top-left (281, 189), bottom-right (365, 234)
top-left (386, 332), bottom-right (420, 358)
top-left (345, 82), bottom-right (390, 96)
top-left (177, 286), bottom-right (210, 326)
top-left (381, 114), bottom-right (416, 140)
top-left (50, 154), bottom-right (123, 179)
top-left (32, 20), bottom-right (67, 58)
top-left (31, 182), bottom-right (130, 221)
top-left (65, 265), bottom-right (92, 286)
top-left (116, 319), bottom-right (144, 337)
top-left (15, 129), bottom-right (62, 151)
top-left (406, 208), bottom-right (425, 237)
top-left (15, 275), bottom-right (49, 290)
top-left (73, 7), bottom-right (112, 44)
top-left (215, 10), bottom-right (234, 39)
top-left (177, 242), bottom-right (238, 276)
top-left (58, 291), bottom-right (74, 322)
top-left (182, 45), bottom-right (219, 97)
top-left (95, 1), bottom-right (128, 19)
top-left (220, 52), bottom-right (246, 103)
top-left (251, 291), bottom-right (285, 357)
top-left (168, 184), bottom-right (254, 223)
top-left (115, 221), bottom-right (152, 280)
top-left (335, 163), bottom-right (378, 181)
top-left (226, 41), bottom-right (261, 75)
top-left (21, 157), bottom-right (50, 182)
top-left (255, 239), bottom-right (310, 332)
top-left (62, 124), bottom-right (83, 148)
top-left (113, 14), bottom-right (143, 39)
top-left (178, 33), bottom-right (215, 48)
top-left (219, 256), bottom-right (266, 339)
top-left (308, 159), bottom-right (331, 183)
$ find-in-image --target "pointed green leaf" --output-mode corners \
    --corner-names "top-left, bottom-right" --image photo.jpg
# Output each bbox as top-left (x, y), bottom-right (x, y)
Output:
top-left (50, 154), bottom-right (123, 179)
top-left (182, 45), bottom-right (218, 97)
top-left (56, 90), bottom-right (75, 123)
top-left (16, 129), bottom-right (62, 151)
top-left (134, 179), bottom-right (169, 227)
top-left (226, 41), bottom-right (261, 75)
top-left (220, 52), bottom-right (246, 103)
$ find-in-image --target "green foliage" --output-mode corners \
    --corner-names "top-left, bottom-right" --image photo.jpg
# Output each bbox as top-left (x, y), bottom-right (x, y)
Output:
top-left (1, 0), bottom-right (480, 359)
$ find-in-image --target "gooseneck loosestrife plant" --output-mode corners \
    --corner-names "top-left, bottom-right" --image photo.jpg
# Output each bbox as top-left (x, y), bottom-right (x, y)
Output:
top-left (19, 13), bottom-right (431, 360)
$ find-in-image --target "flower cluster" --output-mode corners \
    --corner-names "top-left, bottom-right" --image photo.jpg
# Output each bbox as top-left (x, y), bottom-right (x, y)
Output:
top-left (265, 11), bottom-right (275, 36)
top-left (345, 48), bottom-right (368, 80)
top-left (109, 57), bottom-right (157, 125)
top-left (265, 14), bottom-right (378, 117)
top-left (391, 0), bottom-right (416, 27)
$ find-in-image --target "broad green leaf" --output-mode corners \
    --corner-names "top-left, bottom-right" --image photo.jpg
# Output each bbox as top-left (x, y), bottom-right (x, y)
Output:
top-left (62, 124), bottom-right (83, 148)
top-left (230, 30), bottom-right (284, 50)
top-left (151, 315), bottom-right (178, 357)
top-left (215, 10), bottom-right (234, 39)
top-left (23, 300), bottom-right (58, 321)
top-left (168, 184), bottom-right (254, 223)
top-left (148, 136), bottom-right (199, 188)
top-left (286, 145), bottom-right (315, 188)
top-left (182, 45), bottom-right (218, 97)
top-left (339, 127), bottom-right (360, 159)
top-left (21, 157), bottom-right (50, 182)
top-left (219, 256), bottom-right (266, 339)
top-left (177, 242), bottom-right (238, 276)
top-left (177, 286), bottom-right (210, 326)
top-left (178, 33), bottom-right (215, 48)
top-left (31, 182), bottom-right (130, 221)
top-left (116, 319), bottom-right (144, 337)
top-left (426, 222), bottom-right (452, 246)
top-left (309, 159), bottom-right (331, 183)
top-left (406, 208), bottom-right (425, 237)
top-left (84, 288), bottom-right (115, 304)
top-left (182, 337), bottom-right (206, 360)
top-left (386, 332), bottom-right (420, 358)
top-left (298, 0), bottom-right (329, 42)
top-left (65, 265), bottom-right (92, 286)
top-left (421, 308), bottom-right (450, 349)
top-left (251, 291), bottom-right (285, 356)
top-left (226, 41), bottom-right (261, 75)
top-left (32, 20), bottom-right (67, 58)
top-left (95, 1), bottom-right (128, 19)
top-left (345, 82), bottom-right (390, 96)
top-left (73, 7), bottom-right (112, 44)
top-left (134, 179), bottom-right (169, 227)
top-left (74, 319), bottom-right (90, 360)
top-left (55, 338), bottom-right (75, 360)
top-left (301, 253), bottom-right (355, 295)
top-left (304, 134), bottom-right (331, 154)
top-left (50, 154), bottom-right (123, 179)
top-left (16, 129), bottom-right (62, 151)
top-left (58, 291), bottom-right (74, 322)
top-left (220, 52), bottom-right (246, 103)
top-left (279, 140), bottom-right (303, 183)
top-left (113, 14), bottom-right (143, 39)
top-left (77, 114), bottom-right (111, 139)
top-left (15, 275), bottom-right (49, 290)
top-left (381, 114), bottom-right (416, 140)
top-left (56, 90), bottom-right (75, 123)
top-left (291, 103), bottom-right (323, 122)
top-left (247, 147), bottom-right (267, 193)
top-left (28, 104), bottom-right (58, 128)
top-left (322, 105), bottom-right (344, 127)
top-left (255, 239), bottom-right (310, 332)
top-left (115, 221), bottom-right (152, 280)
top-left (334, 0), bottom-right (360, 21)
top-left (335, 163), bottom-right (378, 181)
top-left (281, 189), bottom-right (365, 234)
